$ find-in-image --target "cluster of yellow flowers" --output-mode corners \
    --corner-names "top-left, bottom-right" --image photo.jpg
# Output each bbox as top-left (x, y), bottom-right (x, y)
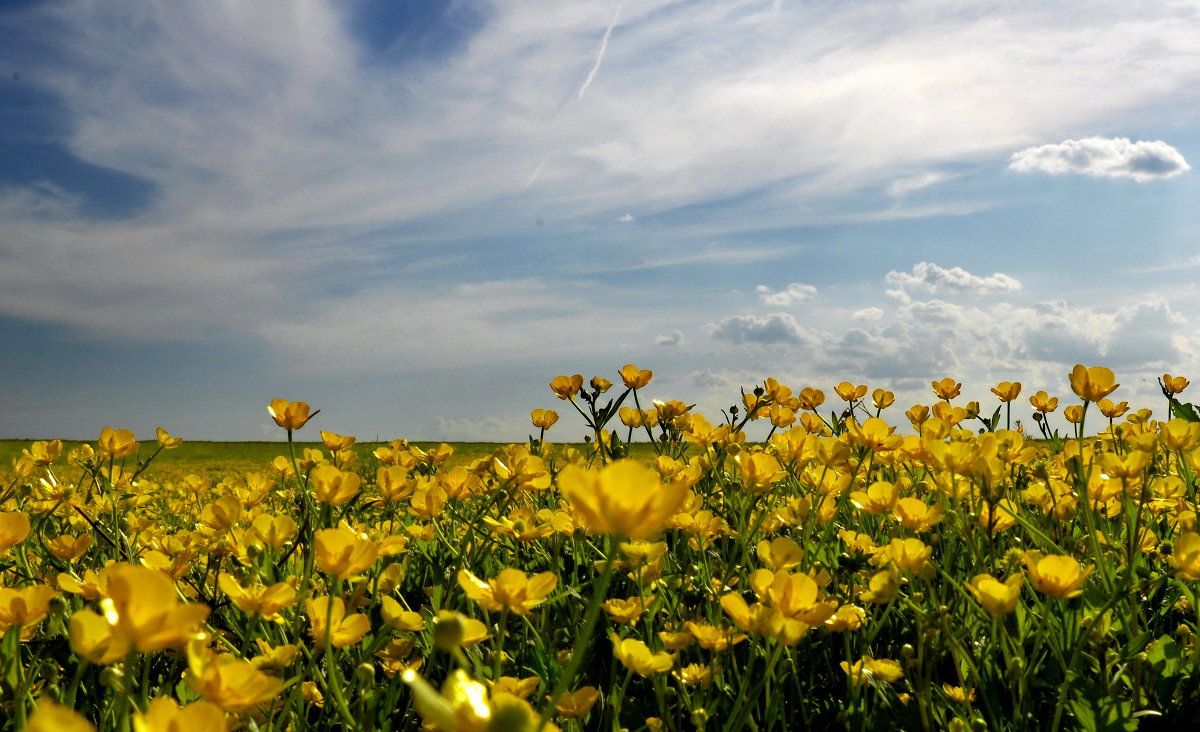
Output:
top-left (3, 364), bottom-right (1200, 730)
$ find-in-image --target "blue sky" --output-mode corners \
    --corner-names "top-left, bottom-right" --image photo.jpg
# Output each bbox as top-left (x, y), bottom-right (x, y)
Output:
top-left (3, 0), bottom-right (1200, 442)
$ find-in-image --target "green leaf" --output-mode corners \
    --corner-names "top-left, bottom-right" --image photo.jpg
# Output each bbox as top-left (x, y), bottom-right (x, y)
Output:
top-left (1170, 399), bottom-right (1200, 423)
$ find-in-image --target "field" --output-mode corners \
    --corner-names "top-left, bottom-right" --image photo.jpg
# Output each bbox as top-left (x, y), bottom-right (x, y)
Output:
top-left (3, 366), bottom-right (1200, 731)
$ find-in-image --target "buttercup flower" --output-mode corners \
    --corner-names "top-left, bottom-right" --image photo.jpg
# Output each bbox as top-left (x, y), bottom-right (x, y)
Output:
top-left (1169, 532), bottom-right (1200, 580)
top-left (549, 374), bottom-right (584, 400)
top-left (1024, 552), bottom-right (1092, 599)
top-left (990, 381), bottom-right (1022, 402)
top-left (612, 634), bottom-right (674, 675)
top-left (134, 697), bottom-right (227, 732)
top-left (314, 526), bottom-right (379, 579)
top-left (558, 460), bottom-right (687, 539)
top-left (1069, 365), bottom-right (1118, 403)
top-left (618, 364), bottom-right (653, 389)
top-left (931, 378), bottom-right (962, 401)
top-left (267, 398), bottom-right (315, 431)
top-left (530, 409), bottom-right (559, 430)
top-left (965, 574), bottom-right (1023, 615)
top-left (1163, 373), bottom-right (1190, 396)
top-left (0, 511), bottom-right (31, 554)
top-left (458, 568), bottom-right (557, 615)
top-left (98, 427), bottom-right (139, 459)
top-left (307, 596), bottom-right (371, 649)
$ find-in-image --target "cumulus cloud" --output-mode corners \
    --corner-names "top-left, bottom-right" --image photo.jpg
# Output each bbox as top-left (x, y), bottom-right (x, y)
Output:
top-left (655, 329), bottom-right (685, 346)
top-left (756, 283), bottom-right (817, 306)
top-left (617, 213), bottom-right (636, 222)
top-left (853, 307), bottom-right (885, 320)
top-left (1009, 137), bottom-right (1190, 182)
top-left (885, 262), bottom-right (1022, 299)
top-left (710, 313), bottom-right (813, 346)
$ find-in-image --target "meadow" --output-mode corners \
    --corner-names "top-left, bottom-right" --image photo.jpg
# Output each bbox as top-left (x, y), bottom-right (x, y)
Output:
top-left (3, 365), bottom-right (1200, 731)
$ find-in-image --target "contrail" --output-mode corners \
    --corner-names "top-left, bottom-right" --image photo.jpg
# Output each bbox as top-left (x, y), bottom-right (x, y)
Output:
top-left (577, 3), bottom-right (624, 100)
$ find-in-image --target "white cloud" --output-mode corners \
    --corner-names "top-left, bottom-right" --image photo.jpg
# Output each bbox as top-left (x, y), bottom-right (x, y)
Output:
top-left (655, 329), bottom-right (685, 346)
top-left (1009, 137), bottom-right (1190, 182)
top-left (887, 171), bottom-right (953, 196)
top-left (710, 313), bottom-right (815, 346)
top-left (617, 213), bottom-right (635, 222)
top-left (853, 307), bottom-right (885, 320)
top-left (756, 283), bottom-right (818, 306)
top-left (885, 262), bottom-right (1022, 297)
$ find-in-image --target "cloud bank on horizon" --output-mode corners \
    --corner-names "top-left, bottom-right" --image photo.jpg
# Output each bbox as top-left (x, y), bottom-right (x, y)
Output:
top-left (1, 0), bottom-right (1199, 441)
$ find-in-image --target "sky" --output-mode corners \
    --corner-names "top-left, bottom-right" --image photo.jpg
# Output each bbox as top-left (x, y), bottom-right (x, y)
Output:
top-left (3, 0), bottom-right (1200, 443)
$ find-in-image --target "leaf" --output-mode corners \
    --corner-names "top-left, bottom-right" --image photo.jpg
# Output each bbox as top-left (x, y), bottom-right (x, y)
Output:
top-left (1171, 399), bottom-right (1200, 423)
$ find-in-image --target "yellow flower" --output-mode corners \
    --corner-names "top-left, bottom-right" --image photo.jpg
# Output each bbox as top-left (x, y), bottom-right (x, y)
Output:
top-left (267, 398), bottom-right (315, 430)
top-left (797, 387), bottom-right (825, 411)
top-left (1161, 419), bottom-right (1200, 451)
top-left (1098, 399), bottom-right (1130, 419)
top-left (319, 430), bottom-right (356, 453)
top-left (309, 464), bottom-right (362, 506)
top-left (155, 427), bottom-right (184, 449)
top-left (683, 621), bottom-right (745, 651)
top-left (22, 439), bottom-right (62, 465)
top-left (250, 639), bottom-right (300, 674)
top-left (1169, 532), bottom-right (1200, 580)
top-left (931, 377), bottom-right (962, 401)
top-left (1069, 365), bottom-right (1118, 403)
top-left (892, 498), bottom-right (943, 532)
top-left (834, 382), bottom-right (868, 402)
top-left (555, 686), bottom-right (600, 717)
top-left (251, 514), bottom-right (298, 550)
top-left (531, 409), bottom-right (559, 430)
top-left (841, 656), bottom-right (904, 685)
top-left (45, 534), bottom-right (93, 562)
top-left (70, 608), bottom-right (129, 664)
top-left (0, 584), bottom-right (57, 640)
top-left (965, 574), bottom-right (1023, 615)
top-left (217, 573), bottom-right (296, 620)
top-left (756, 536), bottom-right (804, 571)
top-left (942, 684), bottom-right (977, 704)
top-left (26, 699), bottom-right (96, 732)
top-left (558, 460), bottom-right (687, 539)
top-left (734, 451), bottom-right (785, 494)
top-left (404, 668), bottom-right (555, 732)
top-left (1029, 390), bottom-right (1059, 413)
top-left (1162, 373), bottom-right (1190, 396)
top-left (314, 526), bottom-right (379, 579)
top-left (98, 427), bottom-right (139, 459)
top-left (602, 596), bottom-right (649, 625)
top-left (612, 634), bottom-right (674, 675)
top-left (99, 563), bottom-right (211, 652)
top-left (307, 596), bottom-right (371, 649)
top-left (881, 538), bottom-right (932, 573)
top-left (186, 643), bottom-right (284, 713)
top-left (457, 568), bottom-right (557, 615)
top-left (0, 511), bottom-right (32, 554)
top-left (850, 481), bottom-right (899, 515)
top-left (1064, 405), bottom-right (1091, 426)
top-left (133, 697), bottom-right (227, 732)
top-left (618, 364), bottom-right (654, 389)
top-left (591, 376), bottom-right (613, 393)
top-left (990, 381), bottom-right (1022, 402)
top-left (381, 596), bottom-right (426, 631)
top-left (872, 388), bottom-right (895, 410)
top-left (492, 675), bottom-right (539, 700)
top-left (824, 604), bottom-right (866, 632)
top-left (549, 374), bottom-right (584, 400)
top-left (675, 664), bottom-right (713, 690)
top-left (1024, 552), bottom-right (1092, 599)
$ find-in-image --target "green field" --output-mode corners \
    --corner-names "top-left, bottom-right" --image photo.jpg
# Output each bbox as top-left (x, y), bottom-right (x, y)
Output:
top-left (0, 438), bottom-right (660, 482)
